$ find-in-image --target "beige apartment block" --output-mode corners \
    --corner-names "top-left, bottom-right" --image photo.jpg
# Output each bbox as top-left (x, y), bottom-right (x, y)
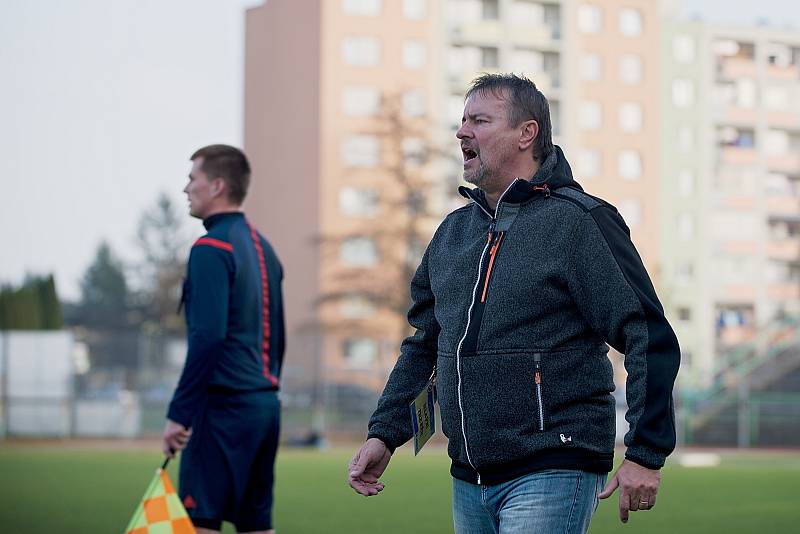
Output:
top-left (244, 0), bottom-right (443, 393)
top-left (661, 17), bottom-right (800, 386)
top-left (561, 0), bottom-right (662, 277)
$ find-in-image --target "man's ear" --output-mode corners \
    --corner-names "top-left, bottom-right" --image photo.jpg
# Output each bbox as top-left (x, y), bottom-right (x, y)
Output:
top-left (210, 177), bottom-right (227, 199)
top-left (519, 120), bottom-right (539, 151)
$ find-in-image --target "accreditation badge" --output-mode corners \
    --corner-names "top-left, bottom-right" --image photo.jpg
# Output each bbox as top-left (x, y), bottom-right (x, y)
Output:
top-left (409, 371), bottom-right (437, 455)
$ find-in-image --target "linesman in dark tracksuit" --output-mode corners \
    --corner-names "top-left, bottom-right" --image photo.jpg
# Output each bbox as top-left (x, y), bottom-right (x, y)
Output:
top-left (163, 144), bottom-right (285, 534)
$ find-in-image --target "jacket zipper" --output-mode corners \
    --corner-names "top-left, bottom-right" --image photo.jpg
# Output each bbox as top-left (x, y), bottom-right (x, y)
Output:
top-left (534, 352), bottom-right (545, 431)
top-left (480, 232), bottom-right (504, 302)
top-left (454, 179), bottom-right (520, 484)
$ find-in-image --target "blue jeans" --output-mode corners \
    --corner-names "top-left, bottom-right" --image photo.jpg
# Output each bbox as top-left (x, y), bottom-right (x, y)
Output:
top-left (452, 470), bottom-right (606, 534)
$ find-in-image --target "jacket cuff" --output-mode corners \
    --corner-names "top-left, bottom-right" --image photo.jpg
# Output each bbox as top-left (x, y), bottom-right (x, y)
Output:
top-left (366, 429), bottom-right (401, 454)
top-left (625, 446), bottom-right (666, 470)
top-left (166, 404), bottom-right (192, 429)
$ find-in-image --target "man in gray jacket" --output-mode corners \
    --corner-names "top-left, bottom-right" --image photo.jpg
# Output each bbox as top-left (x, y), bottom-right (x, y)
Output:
top-left (348, 73), bottom-right (680, 533)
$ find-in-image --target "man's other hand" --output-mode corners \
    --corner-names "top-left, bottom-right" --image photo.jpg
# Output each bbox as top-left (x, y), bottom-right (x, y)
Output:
top-left (598, 459), bottom-right (661, 523)
top-left (348, 438), bottom-right (392, 496)
top-left (162, 419), bottom-right (192, 458)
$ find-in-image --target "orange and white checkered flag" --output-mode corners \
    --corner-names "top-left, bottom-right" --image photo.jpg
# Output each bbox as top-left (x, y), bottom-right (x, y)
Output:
top-left (124, 460), bottom-right (195, 534)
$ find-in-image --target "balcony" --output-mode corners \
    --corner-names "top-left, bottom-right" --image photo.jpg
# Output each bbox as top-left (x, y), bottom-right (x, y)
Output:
top-left (718, 57), bottom-right (757, 80)
top-left (766, 63), bottom-right (800, 81)
top-left (768, 283), bottom-right (800, 300)
top-left (722, 240), bottom-right (759, 255)
top-left (720, 284), bottom-right (757, 301)
top-left (767, 239), bottom-right (800, 261)
top-left (767, 111), bottom-right (800, 130)
top-left (721, 194), bottom-right (757, 210)
top-left (767, 153), bottom-right (800, 174)
top-left (509, 26), bottom-right (558, 50)
top-left (720, 146), bottom-right (757, 166)
top-left (449, 20), bottom-right (503, 46)
top-left (714, 106), bottom-right (758, 125)
top-left (767, 196), bottom-right (800, 216)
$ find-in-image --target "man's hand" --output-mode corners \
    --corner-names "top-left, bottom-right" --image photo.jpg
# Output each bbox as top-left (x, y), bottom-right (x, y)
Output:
top-left (162, 419), bottom-right (192, 458)
top-left (598, 459), bottom-right (661, 523)
top-left (348, 438), bottom-right (392, 496)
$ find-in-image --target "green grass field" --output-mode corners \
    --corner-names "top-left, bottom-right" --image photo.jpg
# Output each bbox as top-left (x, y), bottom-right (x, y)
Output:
top-left (0, 444), bottom-right (798, 533)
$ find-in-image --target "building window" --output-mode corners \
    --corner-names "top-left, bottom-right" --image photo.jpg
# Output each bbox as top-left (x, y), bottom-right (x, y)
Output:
top-left (673, 34), bottom-right (696, 63)
top-left (551, 100), bottom-right (561, 136)
top-left (764, 129), bottom-right (789, 155)
top-left (672, 79), bottom-right (695, 108)
top-left (403, 0), bottom-right (426, 19)
top-left (511, 48), bottom-right (543, 75)
top-left (581, 54), bottom-right (602, 81)
top-left (678, 171), bottom-right (694, 196)
top-left (618, 150), bottom-right (642, 180)
top-left (577, 149), bottom-right (601, 177)
top-left (677, 213), bottom-right (695, 240)
top-left (339, 187), bottom-right (379, 217)
top-left (676, 262), bottom-right (694, 284)
top-left (339, 295), bottom-right (376, 319)
top-left (678, 127), bottom-right (694, 152)
top-left (402, 89), bottom-right (426, 117)
top-left (619, 55), bottom-right (643, 84)
top-left (619, 102), bottom-right (644, 133)
top-left (577, 4), bottom-right (602, 34)
top-left (448, 46), bottom-right (481, 74)
top-left (677, 307), bottom-right (692, 322)
top-left (482, 0), bottom-right (499, 20)
top-left (342, 86), bottom-right (381, 116)
top-left (481, 47), bottom-right (499, 69)
top-left (618, 8), bottom-right (642, 37)
top-left (579, 101), bottom-right (602, 130)
top-left (618, 199), bottom-right (642, 228)
top-left (341, 237), bottom-right (378, 266)
top-left (403, 40), bottom-right (427, 69)
top-left (342, 0), bottom-right (381, 16)
top-left (342, 338), bottom-right (378, 366)
top-left (449, 94), bottom-right (465, 129)
top-left (342, 36), bottom-right (381, 66)
top-left (402, 137), bottom-right (426, 167)
top-left (511, 1), bottom-right (543, 26)
top-left (341, 135), bottom-right (380, 167)
top-left (618, 102), bottom-right (643, 133)
top-left (764, 86), bottom-right (789, 110)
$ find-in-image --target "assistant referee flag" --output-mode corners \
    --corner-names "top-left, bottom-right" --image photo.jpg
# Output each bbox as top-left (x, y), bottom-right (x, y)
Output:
top-left (124, 465), bottom-right (195, 534)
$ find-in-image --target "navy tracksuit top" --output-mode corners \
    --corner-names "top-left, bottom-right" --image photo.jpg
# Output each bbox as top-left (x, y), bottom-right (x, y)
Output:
top-left (167, 212), bottom-right (285, 428)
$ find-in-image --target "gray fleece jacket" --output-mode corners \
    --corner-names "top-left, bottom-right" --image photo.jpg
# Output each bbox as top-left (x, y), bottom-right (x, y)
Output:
top-left (367, 146), bottom-right (680, 485)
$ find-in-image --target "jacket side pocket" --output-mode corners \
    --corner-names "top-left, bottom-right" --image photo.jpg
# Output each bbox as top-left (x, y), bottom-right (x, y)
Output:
top-left (533, 352), bottom-right (545, 431)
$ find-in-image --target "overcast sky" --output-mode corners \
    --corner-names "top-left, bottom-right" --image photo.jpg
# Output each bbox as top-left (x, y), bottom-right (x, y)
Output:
top-left (1, 0), bottom-right (799, 301)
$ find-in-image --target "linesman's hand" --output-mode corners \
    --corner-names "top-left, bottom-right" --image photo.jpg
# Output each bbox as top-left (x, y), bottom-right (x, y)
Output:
top-left (162, 419), bottom-right (192, 458)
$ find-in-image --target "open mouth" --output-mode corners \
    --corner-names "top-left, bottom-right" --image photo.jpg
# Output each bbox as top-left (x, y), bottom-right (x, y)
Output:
top-left (462, 147), bottom-right (478, 164)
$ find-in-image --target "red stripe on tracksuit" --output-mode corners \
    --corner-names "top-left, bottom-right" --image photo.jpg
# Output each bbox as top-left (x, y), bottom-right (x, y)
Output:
top-left (194, 237), bottom-right (233, 252)
top-left (247, 222), bottom-right (278, 386)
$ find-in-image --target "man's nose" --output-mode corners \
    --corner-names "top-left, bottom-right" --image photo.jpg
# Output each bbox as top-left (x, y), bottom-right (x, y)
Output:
top-left (456, 123), bottom-right (469, 139)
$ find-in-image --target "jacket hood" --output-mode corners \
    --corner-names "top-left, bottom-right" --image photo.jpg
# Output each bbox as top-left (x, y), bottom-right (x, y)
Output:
top-left (458, 145), bottom-right (581, 209)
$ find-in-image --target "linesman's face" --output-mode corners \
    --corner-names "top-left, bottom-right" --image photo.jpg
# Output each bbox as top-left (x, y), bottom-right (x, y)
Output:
top-left (184, 158), bottom-right (218, 219)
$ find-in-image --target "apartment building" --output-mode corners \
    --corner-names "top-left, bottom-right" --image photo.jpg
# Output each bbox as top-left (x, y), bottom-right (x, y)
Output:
top-left (661, 18), bottom-right (800, 385)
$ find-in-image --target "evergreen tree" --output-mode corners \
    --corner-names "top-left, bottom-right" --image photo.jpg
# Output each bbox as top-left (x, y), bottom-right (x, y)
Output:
top-left (76, 241), bottom-right (130, 329)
